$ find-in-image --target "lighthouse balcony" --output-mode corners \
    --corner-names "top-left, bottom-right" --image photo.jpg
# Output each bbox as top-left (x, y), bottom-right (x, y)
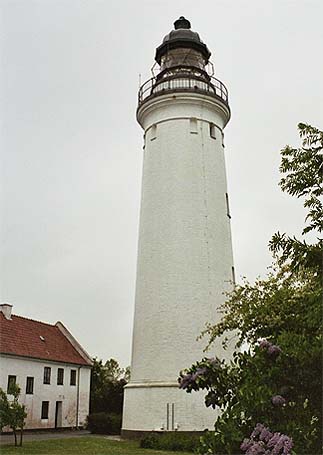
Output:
top-left (138, 70), bottom-right (229, 108)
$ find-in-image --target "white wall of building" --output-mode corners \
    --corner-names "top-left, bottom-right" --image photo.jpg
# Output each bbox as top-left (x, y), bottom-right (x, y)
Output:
top-left (0, 355), bottom-right (91, 430)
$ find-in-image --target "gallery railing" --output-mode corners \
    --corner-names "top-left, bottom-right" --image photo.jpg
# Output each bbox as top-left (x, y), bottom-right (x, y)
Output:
top-left (138, 73), bottom-right (229, 107)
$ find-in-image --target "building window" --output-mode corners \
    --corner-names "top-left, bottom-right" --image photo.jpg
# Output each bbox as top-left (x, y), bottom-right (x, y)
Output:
top-left (41, 401), bottom-right (49, 419)
top-left (190, 118), bottom-right (198, 134)
top-left (7, 375), bottom-right (16, 393)
top-left (209, 123), bottom-right (216, 139)
top-left (70, 369), bottom-right (77, 386)
top-left (26, 377), bottom-right (34, 394)
top-left (57, 368), bottom-right (64, 386)
top-left (43, 367), bottom-right (51, 385)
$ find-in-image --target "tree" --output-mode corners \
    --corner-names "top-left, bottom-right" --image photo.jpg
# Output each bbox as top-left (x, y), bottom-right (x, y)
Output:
top-left (270, 122), bottom-right (322, 272)
top-left (0, 385), bottom-right (27, 446)
top-left (90, 358), bottom-right (130, 414)
top-left (179, 123), bottom-right (323, 455)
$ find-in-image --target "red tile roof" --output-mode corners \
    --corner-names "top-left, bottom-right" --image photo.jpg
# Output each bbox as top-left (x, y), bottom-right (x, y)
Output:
top-left (0, 312), bottom-right (91, 366)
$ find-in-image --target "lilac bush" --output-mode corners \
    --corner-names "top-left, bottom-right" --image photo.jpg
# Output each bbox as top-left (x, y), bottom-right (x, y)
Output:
top-left (178, 367), bottom-right (207, 389)
top-left (178, 357), bottom-right (222, 390)
top-left (268, 345), bottom-right (282, 356)
top-left (259, 339), bottom-right (271, 349)
top-left (241, 423), bottom-right (293, 455)
top-left (271, 395), bottom-right (286, 407)
top-left (259, 339), bottom-right (282, 357)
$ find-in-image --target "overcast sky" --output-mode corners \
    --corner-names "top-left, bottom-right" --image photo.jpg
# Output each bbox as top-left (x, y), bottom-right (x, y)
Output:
top-left (1, 0), bottom-right (322, 367)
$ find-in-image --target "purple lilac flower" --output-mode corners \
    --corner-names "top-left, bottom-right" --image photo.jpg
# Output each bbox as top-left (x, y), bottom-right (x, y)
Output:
top-left (272, 437), bottom-right (285, 455)
top-left (259, 338), bottom-right (282, 358)
top-left (179, 367), bottom-right (207, 389)
top-left (268, 345), bottom-right (282, 357)
top-left (259, 427), bottom-right (273, 443)
top-left (246, 442), bottom-right (266, 455)
top-left (197, 367), bottom-right (207, 375)
top-left (251, 423), bottom-right (266, 439)
top-left (191, 367), bottom-right (207, 381)
top-left (267, 433), bottom-right (280, 448)
top-left (207, 357), bottom-right (221, 368)
top-left (282, 436), bottom-right (293, 455)
top-left (271, 395), bottom-right (286, 406)
top-left (178, 373), bottom-right (193, 389)
top-left (241, 438), bottom-right (252, 451)
top-left (242, 424), bottom-right (293, 455)
top-left (259, 339), bottom-right (271, 349)
top-left (268, 434), bottom-right (293, 455)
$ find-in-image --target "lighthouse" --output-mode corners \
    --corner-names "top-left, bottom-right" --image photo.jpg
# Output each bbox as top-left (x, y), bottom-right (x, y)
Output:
top-left (122, 17), bottom-right (234, 435)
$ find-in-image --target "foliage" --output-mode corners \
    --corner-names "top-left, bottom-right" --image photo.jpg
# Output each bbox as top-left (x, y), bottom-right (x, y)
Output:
top-left (269, 122), bottom-right (322, 272)
top-left (86, 412), bottom-right (122, 434)
top-left (104, 358), bottom-right (131, 382)
top-left (90, 357), bottom-right (130, 415)
top-left (0, 385), bottom-right (27, 447)
top-left (180, 344), bottom-right (320, 454)
top-left (0, 388), bottom-right (10, 430)
top-left (140, 432), bottom-right (200, 452)
top-left (180, 123), bottom-right (323, 455)
top-left (203, 265), bottom-right (321, 352)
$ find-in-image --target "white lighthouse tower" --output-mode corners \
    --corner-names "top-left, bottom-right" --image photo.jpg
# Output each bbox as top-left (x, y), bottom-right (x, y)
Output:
top-left (122, 17), bottom-right (234, 436)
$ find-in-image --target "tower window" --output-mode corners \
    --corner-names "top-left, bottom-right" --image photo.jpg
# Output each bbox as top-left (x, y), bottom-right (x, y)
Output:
top-left (150, 124), bottom-right (157, 141)
top-left (190, 118), bottom-right (198, 134)
top-left (225, 193), bottom-right (231, 219)
top-left (209, 123), bottom-right (216, 139)
top-left (232, 266), bottom-right (236, 284)
top-left (26, 377), bottom-right (34, 394)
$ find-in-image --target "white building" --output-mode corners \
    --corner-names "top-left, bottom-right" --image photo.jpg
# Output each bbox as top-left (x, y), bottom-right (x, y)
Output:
top-left (0, 303), bottom-right (92, 430)
top-left (122, 17), bottom-right (235, 436)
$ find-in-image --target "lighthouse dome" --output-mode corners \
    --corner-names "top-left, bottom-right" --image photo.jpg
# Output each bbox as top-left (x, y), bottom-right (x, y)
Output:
top-left (155, 17), bottom-right (211, 65)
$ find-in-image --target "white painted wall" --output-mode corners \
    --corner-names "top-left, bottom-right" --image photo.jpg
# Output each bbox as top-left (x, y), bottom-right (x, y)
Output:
top-left (0, 355), bottom-right (91, 430)
top-left (123, 384), bottom-right (221, 432)
top-left (123, 91), bottom-right (235, 432)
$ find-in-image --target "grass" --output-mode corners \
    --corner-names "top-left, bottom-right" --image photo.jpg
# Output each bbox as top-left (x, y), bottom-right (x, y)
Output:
top-left (0, 436), bottom-right (194, 455)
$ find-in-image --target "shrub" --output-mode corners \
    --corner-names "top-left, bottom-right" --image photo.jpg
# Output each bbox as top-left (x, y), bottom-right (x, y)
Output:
top-left (140, 433), bottom-right (159, 449)
top-left (87, 412), bottom-right (121, 434)
top-left (140, 432), bottom-right (200, 452)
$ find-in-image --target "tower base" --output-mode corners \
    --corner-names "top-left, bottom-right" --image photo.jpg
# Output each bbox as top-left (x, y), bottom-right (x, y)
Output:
top-left (122, 382), bottom-right (218, 433)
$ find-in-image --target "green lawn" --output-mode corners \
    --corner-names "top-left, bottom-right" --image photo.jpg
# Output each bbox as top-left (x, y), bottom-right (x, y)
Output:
top-left (0, 436), bottom-right (194, 455)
